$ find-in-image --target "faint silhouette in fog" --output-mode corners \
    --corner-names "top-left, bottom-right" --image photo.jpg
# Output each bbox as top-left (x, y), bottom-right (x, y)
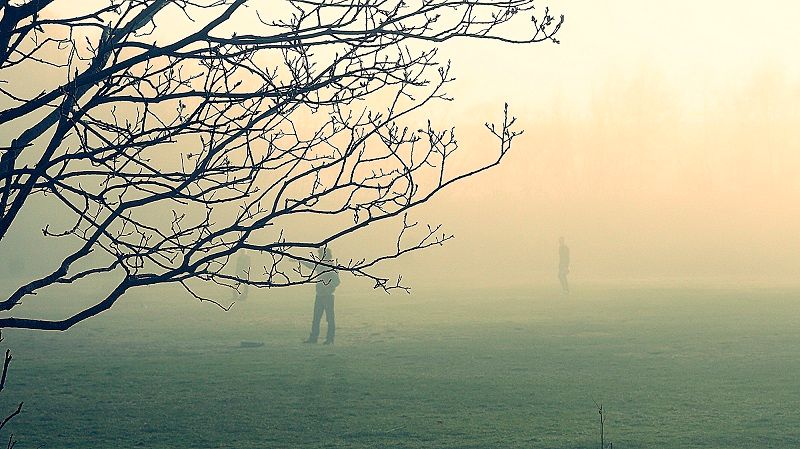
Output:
top-left (559, 237), bottom-right (570, 294)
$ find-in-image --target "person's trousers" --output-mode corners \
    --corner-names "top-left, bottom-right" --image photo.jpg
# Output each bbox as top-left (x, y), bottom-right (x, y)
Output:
top-left (309, 294), bottom-right (335, 342)
top-left (559, 269), bottom-right (569, 293)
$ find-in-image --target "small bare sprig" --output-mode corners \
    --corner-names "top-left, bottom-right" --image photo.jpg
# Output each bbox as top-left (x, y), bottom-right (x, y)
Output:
top-left (0, 332), bottom-right (22, 443)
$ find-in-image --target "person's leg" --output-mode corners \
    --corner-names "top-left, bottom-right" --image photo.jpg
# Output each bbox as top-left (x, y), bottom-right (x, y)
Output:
top-left (559, 271), bottom-right (569, 293)
top-left (306, 296), bottom-right (324, 343)
top-left (323, 296), bottom-right (335, 344)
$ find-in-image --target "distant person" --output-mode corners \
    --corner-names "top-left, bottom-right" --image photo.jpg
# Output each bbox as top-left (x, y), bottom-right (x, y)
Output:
top-left (233, 250), bottom-right (252, 301)
top-left (558, 237), bottom-right (570, 294)
top-left (302, 247), bottom-right (340, 345)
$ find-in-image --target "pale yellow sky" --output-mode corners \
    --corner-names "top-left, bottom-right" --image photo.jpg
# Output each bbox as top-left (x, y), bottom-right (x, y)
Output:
top-left (401, 0), bottom-right (800, 286)
top-left (440, 0), bottom-right (800, 116)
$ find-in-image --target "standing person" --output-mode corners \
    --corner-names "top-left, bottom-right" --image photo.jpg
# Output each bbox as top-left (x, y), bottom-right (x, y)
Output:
top-left (558, 237), bottom-right (570, 294)
top-left (302, 247), bottom-right (340, 345)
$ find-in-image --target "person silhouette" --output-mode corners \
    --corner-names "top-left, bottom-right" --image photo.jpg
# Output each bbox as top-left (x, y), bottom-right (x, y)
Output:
top-left (302, 247), bottom-right (340, 345)
top-left (558, 237), bottom-right (570, 294)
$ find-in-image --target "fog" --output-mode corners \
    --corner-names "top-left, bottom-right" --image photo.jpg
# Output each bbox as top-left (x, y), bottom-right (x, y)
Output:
top-left (387, 0), bottom-right (800, 288)
top-left (394, 66), bottom-right (800, 288)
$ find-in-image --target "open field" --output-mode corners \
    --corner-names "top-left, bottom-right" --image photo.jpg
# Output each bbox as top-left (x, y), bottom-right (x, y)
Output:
top-left (1, 285), bottom-right (799, 448)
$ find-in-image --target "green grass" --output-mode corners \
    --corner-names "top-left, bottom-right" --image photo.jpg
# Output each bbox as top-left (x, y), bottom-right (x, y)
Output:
top-left (1, 285), bottom-right (799, 448)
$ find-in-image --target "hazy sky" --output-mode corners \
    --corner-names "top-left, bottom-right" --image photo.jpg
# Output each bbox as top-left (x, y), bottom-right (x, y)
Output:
top-left (392, 0), bottom-right (800, 287)
top-left (443, 0), bottom-right (800, 114)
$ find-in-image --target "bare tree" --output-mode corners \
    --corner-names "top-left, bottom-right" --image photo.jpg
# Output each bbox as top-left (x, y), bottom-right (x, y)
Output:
top-left (0, 0), bottom-right (562, 331)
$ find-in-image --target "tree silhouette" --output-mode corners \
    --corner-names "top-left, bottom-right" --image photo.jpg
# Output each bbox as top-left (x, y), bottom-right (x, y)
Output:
top-left (0, 0), bottom-right (562, 331)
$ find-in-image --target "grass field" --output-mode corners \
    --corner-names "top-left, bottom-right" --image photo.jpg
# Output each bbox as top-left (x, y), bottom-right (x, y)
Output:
top-left (1, 284), bottom-right (799, 448)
